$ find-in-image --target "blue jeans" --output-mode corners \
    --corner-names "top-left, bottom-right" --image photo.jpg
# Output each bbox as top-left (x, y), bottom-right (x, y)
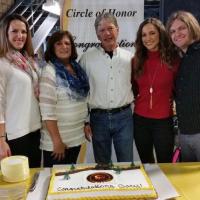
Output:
top-left (179, 133), bottom-right (200, 162)
top-left (90, 107), bottom-right (133, 164)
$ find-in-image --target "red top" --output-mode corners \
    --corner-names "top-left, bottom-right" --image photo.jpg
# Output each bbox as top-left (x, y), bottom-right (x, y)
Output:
top-left (132, 51), bottom-right (179, 119)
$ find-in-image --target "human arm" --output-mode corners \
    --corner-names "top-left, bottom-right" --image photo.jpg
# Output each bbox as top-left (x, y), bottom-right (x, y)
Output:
top-left (131, 57), bottom-right (139, 98)
top-left (0, 65), bottom-right (11, 160)
top-left (172, 58), bottom-right (181, 99)
top-left (0, 123), bottom-right (11, 160)
top-left (44, 120), bottom-right (66, 160)
top-left (79, 53), bottom-right (88, 74)
top-left (79, 55), bottom-right (92, 141)
top-left (84, 122), bottom-right (93, 142)
top-left (39, 64), bottom-right (66, 160)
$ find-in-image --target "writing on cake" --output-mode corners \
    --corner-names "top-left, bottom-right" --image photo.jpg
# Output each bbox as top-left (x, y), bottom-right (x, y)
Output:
top-left (57, 183), bottom-right (143, 191)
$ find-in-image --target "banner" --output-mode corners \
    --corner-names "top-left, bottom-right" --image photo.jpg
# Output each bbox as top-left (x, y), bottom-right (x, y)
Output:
top-left (61, 0), bottom-right (144, 57)
top-left (60, 0), bottom-right (143, 163)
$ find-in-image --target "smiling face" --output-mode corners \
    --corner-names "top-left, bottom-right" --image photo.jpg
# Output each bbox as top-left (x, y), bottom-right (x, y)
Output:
top-left (7, 19), bottom-right (27, 51)
top-left (96, 18), bottom-right (119, 52)
top-left (54, 35), bottom-right (71, 62)
top-left (142, 23), bottom-right (160, 52)
top-left (169, 19), bottom-right (193, 52)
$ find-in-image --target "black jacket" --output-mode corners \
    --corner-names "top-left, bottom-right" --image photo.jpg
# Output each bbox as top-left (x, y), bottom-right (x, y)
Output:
top-left (176, 41), bottom-right (200, 134)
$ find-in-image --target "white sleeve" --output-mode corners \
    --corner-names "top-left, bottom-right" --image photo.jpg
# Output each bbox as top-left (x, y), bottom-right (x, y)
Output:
top-left (0, 61), bottom-right (10, 124)
top-left (0, 74), bottom-right (6, 123)
top-left (39, 63), bottom-right (57, 120)
top-left (79, 53), bottom-right (87, 72)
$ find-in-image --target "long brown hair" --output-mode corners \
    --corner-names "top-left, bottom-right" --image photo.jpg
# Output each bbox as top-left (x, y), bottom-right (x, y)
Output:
top-left (0, 14), bottom-right (34, 57)
top-left (134, 18), bottom-right (178, 78)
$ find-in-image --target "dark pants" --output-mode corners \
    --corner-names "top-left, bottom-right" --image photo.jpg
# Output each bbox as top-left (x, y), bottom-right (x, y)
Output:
top-left (8, 130), bottom-right (41, 168)
top-left (134, 114), bottom-right (174, 163)
top-left (43, 145), bottom-right (81, 167)
top-left (179, 133), bottom-right (200, 162)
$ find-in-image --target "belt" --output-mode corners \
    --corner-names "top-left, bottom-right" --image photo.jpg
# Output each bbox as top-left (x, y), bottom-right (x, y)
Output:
top-left (91, 104), bottom-right (130, 114)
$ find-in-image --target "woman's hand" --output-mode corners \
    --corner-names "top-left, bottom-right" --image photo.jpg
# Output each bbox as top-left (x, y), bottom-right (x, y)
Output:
top-left (0, 139), bottom-right (11, 160)
top-left (51, 140), bottom-right (67, 161)
top-left (44, 120), bottom-right (67, 161)
top-left (84, 123), bottom-right (93, 142)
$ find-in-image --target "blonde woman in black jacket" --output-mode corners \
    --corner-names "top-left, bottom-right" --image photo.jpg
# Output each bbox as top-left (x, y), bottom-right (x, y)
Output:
top-left (167, 11), bottom-right (200, 162)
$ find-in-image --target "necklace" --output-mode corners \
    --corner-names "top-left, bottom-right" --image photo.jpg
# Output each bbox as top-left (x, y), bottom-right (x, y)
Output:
top-left (148, 61), bottom-right (162, 109)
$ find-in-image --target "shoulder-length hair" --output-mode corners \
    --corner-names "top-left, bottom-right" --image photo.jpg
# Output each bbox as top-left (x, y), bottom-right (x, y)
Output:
top-left (0, 14), bottom-right (34, 57)
top-left (166, 11), bottom-right (200, 52)
top-left (134, 18), bottom-right (177, 78)
top-left (44, 30), bottom-right (77, 62)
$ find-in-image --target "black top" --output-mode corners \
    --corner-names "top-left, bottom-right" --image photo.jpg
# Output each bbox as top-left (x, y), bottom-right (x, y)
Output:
top-left (175, 41), bottom-right (200, 134)
top-left (105, 51), bottom-right (113, 58)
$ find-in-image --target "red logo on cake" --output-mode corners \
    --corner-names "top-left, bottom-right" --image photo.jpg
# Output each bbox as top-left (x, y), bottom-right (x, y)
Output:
top-left (87, 172), bottom-right (113, 183)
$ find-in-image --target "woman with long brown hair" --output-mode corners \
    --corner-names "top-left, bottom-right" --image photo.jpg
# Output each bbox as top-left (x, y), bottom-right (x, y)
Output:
top-left (0, 14), bottom-right (41, 167)
top-left (132, 18), bottom-right (179, 163)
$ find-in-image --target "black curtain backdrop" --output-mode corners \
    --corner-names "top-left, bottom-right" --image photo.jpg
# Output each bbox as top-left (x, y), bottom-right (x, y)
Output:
top-left (160, 0), bottom-right (200, 24)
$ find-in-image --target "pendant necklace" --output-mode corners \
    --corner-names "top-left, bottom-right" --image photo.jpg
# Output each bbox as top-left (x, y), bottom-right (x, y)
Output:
top-left (148, 61), bottom-right (162, 109)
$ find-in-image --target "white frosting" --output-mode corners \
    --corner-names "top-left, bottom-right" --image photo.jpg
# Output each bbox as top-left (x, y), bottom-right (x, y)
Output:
top-left (53, 169), bottom-right (149, 191)
top-left (7, 158), bottom-right (22, 165)
top-left (0, 156), bottom-right (30, 182)
top-left (47, 168), bottom-right (157, 200)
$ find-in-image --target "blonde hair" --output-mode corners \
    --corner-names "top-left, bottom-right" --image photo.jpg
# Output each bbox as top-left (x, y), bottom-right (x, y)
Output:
top-left (166, 11), bottom-right (200, 42)
top-left (0, 14), bottom-right (34, 57)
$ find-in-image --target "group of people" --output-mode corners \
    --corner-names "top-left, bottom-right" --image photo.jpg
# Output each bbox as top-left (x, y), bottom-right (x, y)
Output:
top-left (0, 10), bottom-right (200, 168)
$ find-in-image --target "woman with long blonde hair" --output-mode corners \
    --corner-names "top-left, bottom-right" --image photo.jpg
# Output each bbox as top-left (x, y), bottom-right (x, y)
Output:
top-left (166, 11), bottom-right (200, 162)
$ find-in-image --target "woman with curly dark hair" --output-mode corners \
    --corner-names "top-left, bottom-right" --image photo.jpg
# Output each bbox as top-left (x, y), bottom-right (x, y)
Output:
top-left (132, 18), bottom-right (179, 163)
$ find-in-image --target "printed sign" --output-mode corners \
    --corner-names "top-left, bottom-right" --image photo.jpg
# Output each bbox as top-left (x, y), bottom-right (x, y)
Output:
top-left (61, 0), bottom-right (144, 57)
